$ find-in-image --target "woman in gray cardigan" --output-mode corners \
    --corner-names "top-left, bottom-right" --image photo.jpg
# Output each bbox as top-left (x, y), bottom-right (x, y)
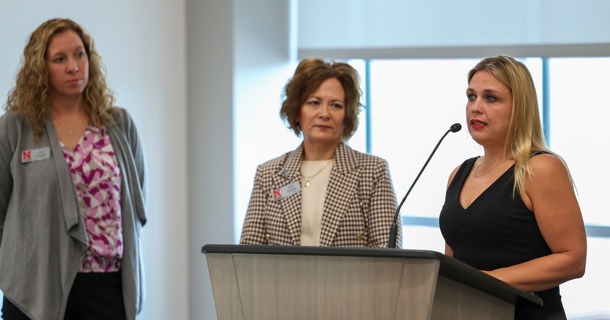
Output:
top-left (0, 18), bottom-right (147, 320)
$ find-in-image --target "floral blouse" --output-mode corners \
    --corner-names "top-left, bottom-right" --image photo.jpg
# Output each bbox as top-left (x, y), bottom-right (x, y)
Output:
top-left (62, 126), bottom-right (123, 272)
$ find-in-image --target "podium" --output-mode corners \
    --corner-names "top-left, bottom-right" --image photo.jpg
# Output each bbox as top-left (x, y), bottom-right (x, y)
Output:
top-left (201, 245), bottom-right (541, 320)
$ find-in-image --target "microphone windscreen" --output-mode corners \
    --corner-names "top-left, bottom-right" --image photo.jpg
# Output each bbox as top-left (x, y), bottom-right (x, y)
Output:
top-left (450, 123), bottom-right (462, 133)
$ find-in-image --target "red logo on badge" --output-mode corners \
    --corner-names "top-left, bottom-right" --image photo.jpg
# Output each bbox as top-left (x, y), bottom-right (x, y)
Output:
top-left (273, 189), bottom-right (282, 199)
top-left (22, 150), bottom-right (31, 161)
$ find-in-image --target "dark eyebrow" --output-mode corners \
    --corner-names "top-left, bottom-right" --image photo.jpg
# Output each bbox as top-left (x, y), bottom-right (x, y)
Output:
top-left (466, 88), bottom-right (502, 95)
top-left (48, 52), bottom-right (65, 59)
top-left (481, 88), bottom-right (502, 95)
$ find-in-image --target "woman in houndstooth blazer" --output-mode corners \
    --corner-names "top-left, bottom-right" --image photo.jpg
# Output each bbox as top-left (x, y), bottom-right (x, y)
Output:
top-left (240, 58), bottom-right (401, 248)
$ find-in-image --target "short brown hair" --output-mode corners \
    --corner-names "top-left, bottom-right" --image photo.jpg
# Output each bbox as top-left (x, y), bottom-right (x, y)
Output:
top-left (280, 58), bottom-right (362, 140)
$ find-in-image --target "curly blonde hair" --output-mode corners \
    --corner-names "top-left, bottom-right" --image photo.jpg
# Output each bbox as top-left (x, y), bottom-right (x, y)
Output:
top-left (280, 58), bottom-right (362, 140)
top-left (4, 18), bottom-right (116, 140)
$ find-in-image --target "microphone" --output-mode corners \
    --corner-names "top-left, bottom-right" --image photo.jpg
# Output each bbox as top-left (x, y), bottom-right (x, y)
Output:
top-left (387, 123), bottom-right (462, 248)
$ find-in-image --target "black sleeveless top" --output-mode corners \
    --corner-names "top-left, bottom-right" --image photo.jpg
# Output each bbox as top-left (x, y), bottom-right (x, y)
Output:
top-left (439, 157), bottom-right (566, 319)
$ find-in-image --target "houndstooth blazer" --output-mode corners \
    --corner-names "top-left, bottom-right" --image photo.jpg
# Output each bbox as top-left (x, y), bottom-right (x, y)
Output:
top-left (240, 142), bottom-right (402, 248)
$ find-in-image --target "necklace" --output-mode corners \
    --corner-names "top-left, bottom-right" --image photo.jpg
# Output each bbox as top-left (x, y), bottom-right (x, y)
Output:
top-left (53, 113), bottom-right (86, 137)
top-left (300, 160), bottom-right (332, 187)
top-left (474, 158), bottom-right (508, 178)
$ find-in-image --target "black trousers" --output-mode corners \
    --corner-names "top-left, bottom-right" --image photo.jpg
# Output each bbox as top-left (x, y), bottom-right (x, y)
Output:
top-left (2, 272), bottom-right (126, 320)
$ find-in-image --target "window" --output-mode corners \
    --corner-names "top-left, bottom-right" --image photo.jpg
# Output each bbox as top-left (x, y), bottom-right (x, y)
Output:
top-left (363, 57), bottom-right (610, 318)
top-left (234, 56), bottom-right (610, 318)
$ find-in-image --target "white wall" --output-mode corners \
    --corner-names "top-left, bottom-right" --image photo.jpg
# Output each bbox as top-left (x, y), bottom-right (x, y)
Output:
top-left (187, 1), bottom-right (295, 319)
top-left (297, 0), bottom-right (610, 60)
top-left (0, 1), bottom-right (189, 319)
top-left (298, 0), bottom-right (610, 50)
top-left (186, 1), bottom-right (235, 319)
top-left (233, 1), bottom-right (298, 241)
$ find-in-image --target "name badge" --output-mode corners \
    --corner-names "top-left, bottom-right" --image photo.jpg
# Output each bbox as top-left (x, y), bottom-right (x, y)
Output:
top-left (21, 147), bottom-right (51, 163)
top-left (271, 182), bottom-right (301, 201)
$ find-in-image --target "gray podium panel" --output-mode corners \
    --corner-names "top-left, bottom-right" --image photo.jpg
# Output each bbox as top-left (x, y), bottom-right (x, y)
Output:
top-left (202, 245), bottom-right (541, 320)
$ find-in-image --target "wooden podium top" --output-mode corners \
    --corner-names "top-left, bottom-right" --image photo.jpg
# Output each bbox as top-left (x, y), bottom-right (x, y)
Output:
top-left (202, 244), bottom-right (542, 307)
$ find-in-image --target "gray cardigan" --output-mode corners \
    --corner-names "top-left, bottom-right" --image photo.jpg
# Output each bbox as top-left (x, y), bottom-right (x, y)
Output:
top-left (0, 108), bottom-right (147, 320)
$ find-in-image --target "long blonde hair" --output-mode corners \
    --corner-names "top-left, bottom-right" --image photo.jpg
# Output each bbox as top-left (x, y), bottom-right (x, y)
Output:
top-left (468, 55), bottom-right (555, 194)
top-left (4, 18), bottom-right (116, 140)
